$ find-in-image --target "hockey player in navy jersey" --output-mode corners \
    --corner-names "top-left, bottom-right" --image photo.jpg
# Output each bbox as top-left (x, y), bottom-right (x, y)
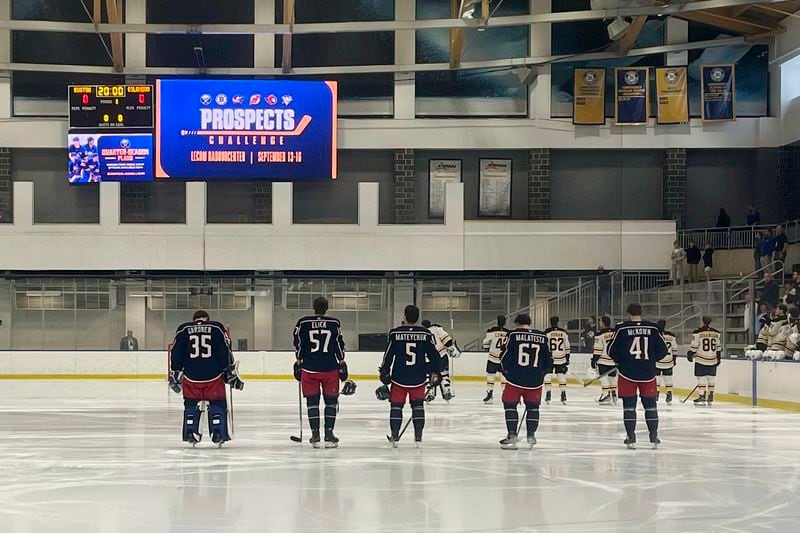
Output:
top-left (498, 314), bottom-right (552, 450)
top-left (378, 305), bottom-right (444, 447)
top-left (169, 310), bottom-right (244, 447)
top-left (607, 303), bottom-right (669, 449)
top-left (293, 296), bottom-right (353, 448)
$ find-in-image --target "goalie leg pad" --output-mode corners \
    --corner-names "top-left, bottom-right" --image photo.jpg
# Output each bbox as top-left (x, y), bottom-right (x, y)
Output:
top-left (208, 399), bottom-right (231, 442)
top-left (183, 399), bottom-right (202, 442)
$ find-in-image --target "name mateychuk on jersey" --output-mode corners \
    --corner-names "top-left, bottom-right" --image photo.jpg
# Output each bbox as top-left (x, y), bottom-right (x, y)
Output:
top-left (200, 108), bottom-right (297, 132)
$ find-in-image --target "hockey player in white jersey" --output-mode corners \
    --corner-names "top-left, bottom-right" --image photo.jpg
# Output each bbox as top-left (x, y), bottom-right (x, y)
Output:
top-left (688, 316), bottom-right (722, 406)
top-left (482, 315), bottom-right (509, 404)
top-left (591, 315), bottom-right (617, 404)
top-left (655, 319), bottom-right (677, 405)
top-left (421, 320), bottom-right (461, 402)
top-left (783, 308), bottom-right (800, 360)
top-left (544, 316), bottom-right (571, 405)
top-left (746, 304), bottom-right (788, 360)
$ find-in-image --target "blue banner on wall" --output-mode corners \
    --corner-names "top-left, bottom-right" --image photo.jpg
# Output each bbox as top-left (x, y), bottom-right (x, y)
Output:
top-left (701, 65), bottom-right (735, 122)
top-left (615, 67), bottom-right (649, 125)
top-left (68, 133), bottom-right (153, 184)
top-left (155, 79), bottom-right (338, 180)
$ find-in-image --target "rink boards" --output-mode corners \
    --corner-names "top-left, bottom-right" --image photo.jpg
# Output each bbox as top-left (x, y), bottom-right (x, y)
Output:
top-left (0, 350), bottom-right (796, 410)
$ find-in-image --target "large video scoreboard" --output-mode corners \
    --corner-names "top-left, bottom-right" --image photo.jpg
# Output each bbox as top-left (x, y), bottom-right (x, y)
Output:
top-left (66, 80), bottom-right (338, 185)
top-left (69, 85), bottom-right (154, 129)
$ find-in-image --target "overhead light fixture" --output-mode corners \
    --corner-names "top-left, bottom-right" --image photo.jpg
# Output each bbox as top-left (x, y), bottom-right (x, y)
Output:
top-left (25, 291), bottom-right (62, 297)
top-left (607, 17), bottom-right (631, 41)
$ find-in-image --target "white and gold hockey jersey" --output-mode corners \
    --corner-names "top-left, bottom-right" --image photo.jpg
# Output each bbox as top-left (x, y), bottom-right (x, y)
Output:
top-left (593, 327), bottom-right (615, 367)
top-left (482, 326), bottom-right (509, 363)
top-left (544, 326), bottom-right (571, 365)
top-left (756, 318), bottom-right (787, 350)
top-left (427, 324), bottom-right (459, 358)
top-left (656, 330), bottom-right (678, 369)
top-left (784, 321), bottom-right (800, 358)
top-left (689, 326), bottom-right (721, 366)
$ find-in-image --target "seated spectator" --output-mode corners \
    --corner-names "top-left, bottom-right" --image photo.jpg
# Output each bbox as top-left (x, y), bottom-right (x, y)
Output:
top-left (773, 225), bottom-right (788, 264)
top-left (783, 281), bottom-right (796, 306)
top-left (685, 241), bottom-right (701, 283)
top-left (760, 272), bottom-right (780, 308)
top-left (746, 205), bottom-right (761, 226)
top-left (703, 242), bottom-right (714, 283)
top-left (716, 208), bottom-right (731, 228)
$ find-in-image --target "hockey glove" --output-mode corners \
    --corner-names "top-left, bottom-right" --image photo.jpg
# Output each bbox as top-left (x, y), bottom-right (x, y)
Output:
top-left (225, 364), bottom-right (245, 391)
top-left (375, 384), bottom-right (390, 401)
top-left (338, 361), bottom-right (349, 382)
top-left (341, 379), bottom-right (357, 396)
top-left (379, 367), bottom-right (391, 385)
top-left (429, 372), bottom-right (442, 387)
top-left (686, 352), bottom-right (694, 363)
top-left (590, 356), bottom-right (598, 369)
top-left (755, 342), bottom-right (767, 352)
top-left (293, 361), bottom-right (302, 381)
top-left (448, 346), bottom-right (461, 359)
top-left (168, 370), bottom-right (183, 394)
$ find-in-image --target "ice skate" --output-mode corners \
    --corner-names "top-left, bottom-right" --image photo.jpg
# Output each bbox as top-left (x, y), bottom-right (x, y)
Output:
top-left (666, 391), bottom-right (673, 405)
top-left (483, 390), bottom-right (494, 404)
top-left (324, 430), bottom-right (339, 449)
top-left (611, 391), bottom-right (618, 404)
top-left (707, 392), bottom-right (714, 406)
top-left (650, 433), bottom-right (661, 450)
top-left (414, 433), bottom-right (422, 448)
top-left (560, 391), bottom-right (567, 405)
top-left (310, 430), bottom-right (322, 449)
top-left (185, 433), bottom-right (201, 448)
top-left (500, 433), bottom-right (518, 450)
top-left (598, 393), bottom-right (612, 404)
top-left (388, 432), bottom-right (400, 448)
top-left (211, 430), bottom-right (225, 448)
top-left (693, 393), bottom-right (707, 406)
top-left (545, 390), bottom-right (551, 404)
top-left (527, 432), bottom-right (537, 448)
top-left (624, 435), bottom-right (636, 450)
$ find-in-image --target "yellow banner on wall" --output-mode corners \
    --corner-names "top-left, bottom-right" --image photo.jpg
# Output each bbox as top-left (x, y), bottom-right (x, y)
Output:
top-left (573, 68), bottom-right (606, 125)
top-left (656, 67), bottom-right (689, 124)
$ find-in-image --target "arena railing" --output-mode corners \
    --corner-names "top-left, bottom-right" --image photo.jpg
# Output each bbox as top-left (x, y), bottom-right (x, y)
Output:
top-left (678, 218), bottom-right (800, 250)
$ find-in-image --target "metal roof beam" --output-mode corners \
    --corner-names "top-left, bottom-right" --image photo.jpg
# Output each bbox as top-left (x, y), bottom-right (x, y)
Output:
top-left (0, 0), bottom-right (793, 35)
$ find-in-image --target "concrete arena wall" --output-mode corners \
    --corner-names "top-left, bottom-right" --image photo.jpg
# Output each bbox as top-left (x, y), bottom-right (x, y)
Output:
top-left (0, 351), bottom-right (796, 408)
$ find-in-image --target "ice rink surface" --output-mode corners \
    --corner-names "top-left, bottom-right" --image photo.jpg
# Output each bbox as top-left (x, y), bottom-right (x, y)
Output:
top-left (2, 381), bottom-right (800, 533)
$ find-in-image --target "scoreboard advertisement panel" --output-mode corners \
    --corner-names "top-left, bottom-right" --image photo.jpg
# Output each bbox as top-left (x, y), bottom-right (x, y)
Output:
top-left (68, 133), bottom-right (153, 184)
top-left (155, 79), bottom-right (338, 180)
top-left (69, 85), bottom-right (154, 129)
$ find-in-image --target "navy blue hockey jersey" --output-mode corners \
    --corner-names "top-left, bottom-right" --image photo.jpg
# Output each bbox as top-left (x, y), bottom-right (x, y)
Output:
top-left (500, 328), bottom-right (552, 389)
top-left (293, 315), bottom-right (345, 372)
top-left (170, 320), bottom-right (232, 381)
top-left (379, 325), bottom-right (443, 387)
top-left (607, 320), bottom-right (668, 382)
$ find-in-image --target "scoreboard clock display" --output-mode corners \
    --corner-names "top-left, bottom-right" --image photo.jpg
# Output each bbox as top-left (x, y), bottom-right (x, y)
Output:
top-left (68, 85), bottom-right (154, 129)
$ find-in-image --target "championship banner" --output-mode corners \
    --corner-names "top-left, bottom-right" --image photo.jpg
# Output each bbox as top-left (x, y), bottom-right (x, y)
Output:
top-left (155, 79), bottom-right (338, 180)
top-left (656, 67), bottom-right (689, 124)
top-left (701, 65), bottom-right (735, 122)
top-left (615, 67), bottom-right (649, 125)
top-left (573, 68), bottom-right (606, 125)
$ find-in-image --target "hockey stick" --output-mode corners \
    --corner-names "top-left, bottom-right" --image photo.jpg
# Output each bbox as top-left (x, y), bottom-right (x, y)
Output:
top-left (290, 381), bottom-right (304, 443)
top-left (387, 417), bottom-right (413, 443)
top-left (516, 409), bottom-right (528, 435)
top-left (680, 384), bottom-right (700, 404)
top-left (583, 367), bottom-right (616, 388)
top-left (226, 360), bottom-right (239, 439)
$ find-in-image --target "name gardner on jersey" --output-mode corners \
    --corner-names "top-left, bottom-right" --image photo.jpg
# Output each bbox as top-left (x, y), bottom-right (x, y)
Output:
top-left (169, 310), bottom-right (244, 447)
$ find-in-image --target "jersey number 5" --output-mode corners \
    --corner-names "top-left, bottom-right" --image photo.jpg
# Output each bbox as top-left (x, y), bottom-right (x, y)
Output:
top-left (189, 334), bottom-right (212, 359)
top-left (518, 343), bottom-right (540, 367)
top-left (630, 337), bottom-right (650, 360)
top-left (405, 343), bottom-right (417, 366)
